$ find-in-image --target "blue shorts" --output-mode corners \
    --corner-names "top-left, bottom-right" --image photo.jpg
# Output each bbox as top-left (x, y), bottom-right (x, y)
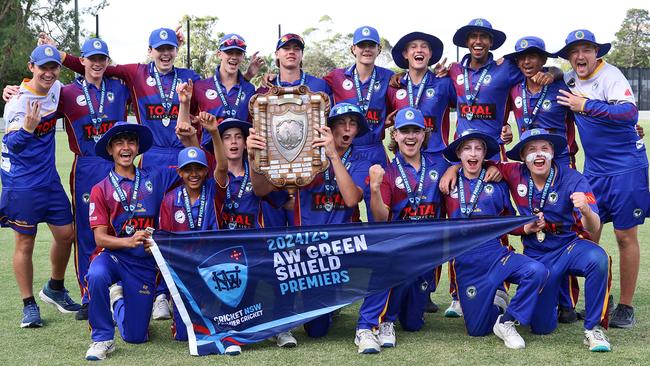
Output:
top-left (586, 167), bottom-right (650, 230)
top-left (0, 182), bottom-right (73, 235)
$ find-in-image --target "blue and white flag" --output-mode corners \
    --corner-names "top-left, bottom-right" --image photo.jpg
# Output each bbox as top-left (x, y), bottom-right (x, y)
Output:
top-left (151, 216), bottom-right (533, 355)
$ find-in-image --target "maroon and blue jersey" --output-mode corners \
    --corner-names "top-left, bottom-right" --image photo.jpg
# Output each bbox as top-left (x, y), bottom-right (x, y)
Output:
top-left (449, 54), bottom-right (523, 143)
top-left (509, 78), bottom-right (577, 167)
top-left (324, 65), bottom-right (393, 146)
top-left (496, 162), bottom-right (598, 253)
top-left (379, 152), bottom-right (449, 221)
top-left (60, 77), bottom-right (131, 156)
top-left (444, 174), bottom-right (515, 256)
top-left (2, 80), bottom-right (62, 189)
top-left (387, 71), bottom-right (457, 154)
top-left (159, 179), bottom-right (218, 232)
top-left (62, 55), bottom-right (201, 151)
top-left (89, 167), bottom-right (179, 258)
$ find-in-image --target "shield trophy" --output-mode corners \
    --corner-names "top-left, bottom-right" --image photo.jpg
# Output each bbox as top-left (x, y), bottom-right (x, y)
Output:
top-left (249, 86), bottom-right (330, 194)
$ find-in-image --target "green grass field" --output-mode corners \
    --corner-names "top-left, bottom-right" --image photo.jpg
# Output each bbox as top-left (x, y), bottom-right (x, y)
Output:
top-left (0, 122), bottom-right (649, 365)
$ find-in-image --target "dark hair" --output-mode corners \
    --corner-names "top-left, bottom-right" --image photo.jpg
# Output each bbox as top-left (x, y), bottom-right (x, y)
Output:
top-left (109, 131), bottom-right (139, 145)
top-left (387, 126), bottom-right (431, 153)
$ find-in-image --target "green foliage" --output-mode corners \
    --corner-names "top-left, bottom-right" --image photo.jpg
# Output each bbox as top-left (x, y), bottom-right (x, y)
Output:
top-left (175, 15), bottom-right (221, 78)
top-left (607, 8), bottom-right (650, 67)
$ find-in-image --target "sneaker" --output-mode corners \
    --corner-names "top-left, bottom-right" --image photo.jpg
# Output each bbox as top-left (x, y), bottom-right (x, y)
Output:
top-left (76, 304), bottom-right (89, 321)
top-left (20, 303), bottom-right (43, 328)
top-left (425, 297), bottom-right (439, 313)
top-left (39, 283), bottom-right (82, 313)
top-left (558, 306), bottom-right (578, 323)
top-left (355, 329), bottom-right (380, 354)
top-left (152, 294), bottom-right (171, 320)
top-left (275, 331), bottom-right (297, 348)
top-left (85, 340), bottom-right (115, 361)
top-left (445, 300), bottom-right (463, 318)
top-left (493, 315), bottom-right (525, 349)
top-left (109, 284), bottom-right (123, 318)
top-left (609, 303), bottom-right (635, 329)
top-left (224, 345), bottom-right (242, 356)
top-left (378, 321), bottom-right (396, 348)
top-left (584, 327), bottom-right (611, 352)
top-left (494, 290), bottom-right (510, 313)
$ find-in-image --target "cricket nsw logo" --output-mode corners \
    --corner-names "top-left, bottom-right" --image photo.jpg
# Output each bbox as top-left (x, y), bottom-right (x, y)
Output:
top-left (197, 246), bottom-right (248, 307)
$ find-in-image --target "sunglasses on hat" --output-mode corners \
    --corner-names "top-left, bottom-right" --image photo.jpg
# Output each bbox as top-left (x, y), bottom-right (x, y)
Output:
top-left (220, 38), bottom-right (246, 48)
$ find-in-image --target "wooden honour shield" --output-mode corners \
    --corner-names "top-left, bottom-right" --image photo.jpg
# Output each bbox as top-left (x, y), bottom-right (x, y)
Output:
top-left (249, 86), bottom-right (331, 189)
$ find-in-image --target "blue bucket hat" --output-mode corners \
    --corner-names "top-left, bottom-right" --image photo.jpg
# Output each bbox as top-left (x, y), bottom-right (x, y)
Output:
top-left (554, 29), bottom-right (611, 60)
top-left (30, 45), bottom-right (61, 66)
top-left (328, 102), bottom-right (369, 137)
top-left (506, 128), bottom-right (568, 162)
top-left (219, 33), bottom-right (247, 52)
top-left (504, 36), bottom-right (555, 60)
top-left (95, 121), bottom-right (153, 161)
top-left (391, 32), bottom-right (444, 69)
top-left (353, 26), bottom-right (380, 45)
top-left (453, 18), bottom-right (506, 50)
top-left (178, 147), bottom-right (208, 169)
top-left (149, 28), bottom-right (178, 49)
top-left (81, 38), bottom-right (109, 58)
top-left (443, 130), bottom-right (500, 163)
top-left (394, 107), bottom-right (425, 129)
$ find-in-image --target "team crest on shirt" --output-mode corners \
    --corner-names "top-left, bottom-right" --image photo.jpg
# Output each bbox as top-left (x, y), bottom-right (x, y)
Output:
top-left (374, 81), bottom-right (381, 91)
top-left (483, 74), bottom-right (492, 85)
top-left (159, 30), bottom-right (169, 40)
top-left (633, 208), bottom-right (643, 218)
top-left (145, 180), bottom-right (153, 193)
top-left (76, 95), bottom-right (87, 106)
top-left (89, 202), bottom-right (95, 215)
top-left (636, 139), bottom-right (645, 149)
top-left (342, 79), bottom-right (353, 90)
top-left (396, 89), bottom-right (407, 100)
top-left (420, 280), bottom-right (429, 292)
top-left (426, 88), bottom-right (435, 98)
top-left (107, 92), bottom-right (115, 102)
top-left (395, 176), bottom-right (405, 190)
top-left (245, 182), bottom-right (253, 192)
top-left (517, 183), bottom-right (527, 197)
top-left (484, 184), bottom-right (494, 195)
top-left (514, 96), bottom-right (523, 109)
top-left (44, 47), bottom-right (54, 57)
top-left (466, 285), bottom-right (477, 299)
top-left (51, 92), bottom-right (56, 103)
top-left (450, 186), bottom-right (458, 199)
top-left (542, 99), bottom-right (552, 110)
top-left (429, 170), bottom-right (439, 182)
top-left (548, 191), bottom-right (559, 204)
top-left (205, 89), bottom-right (218, 100)
top-left (83, 193), bottom-right (91, 204)
top-left (146, 76), bottom-right (156, 87)
top-left (175, 210), bottom-right (186, 223)
top-left (567, 78), bottom-right (576, 88)
top-left (592, 82), bottom-right (599, 90)
top-left (456, 74), bottom-right (464, 85)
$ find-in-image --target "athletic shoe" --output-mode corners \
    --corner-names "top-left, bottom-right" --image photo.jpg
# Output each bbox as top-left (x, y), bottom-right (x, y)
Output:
top-left (558, 306), bottom-right (578, 323)
top-left (378, 321), bottom-right (396, 348)
top-left (85, 340), bottom-right (115, 361)
top-left (445, 300), bottom-right (463, 317)
top-left (39, 283), bottom-right (82, 313)
top-left (224, 345), bottom-right (242, 356)
top-left (76, 304), bottom-right (89, 320)
top-left (425, 297), bottom-right (439, 313)
top-left (355, 329), bottom-right (380, 354)
top-left (609, 303), bottom-right (635, 329)
top-left (494, 290), bottom-right (509, 313)
top-left (275, 331), bottom-right (297, 348)
top-left (20, 303), bottom-right (43, 328)
top-left (584, 327), bottom-right (611, 352)
top-left (152, 294), bottom-right (171, 320)
top-left (493, 315), bottom-right (525, 349)
top-left (109, 284), bottom-right (123, 318)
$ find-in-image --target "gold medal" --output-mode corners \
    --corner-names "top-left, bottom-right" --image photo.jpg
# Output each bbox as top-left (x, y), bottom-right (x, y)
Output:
top-left (536, 231), bottom-right (545, 242)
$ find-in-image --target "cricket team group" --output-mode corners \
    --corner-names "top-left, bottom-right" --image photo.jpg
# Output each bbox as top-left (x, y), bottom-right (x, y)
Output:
top-left (1, 16), bottom-right (647, 360)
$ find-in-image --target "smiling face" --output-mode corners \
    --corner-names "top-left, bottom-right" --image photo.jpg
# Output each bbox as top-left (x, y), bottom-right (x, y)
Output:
top-left (275, 42), bottom-right (303, 70)
top-left (458, 139), bottom-right (486, 178)
top-left (331, 115), bottom-right (360, 152)
top-left (393, 126), bottom-right (425, 160)
top-left (466, 31), bottom-right (492, 61)
top-left (218, 49), bottom-right (245, 76)
top-left (352, 41), bottom-right (380, 66)
top-left (178, 163), bottom-right (208, 191)
top-left (221, 127), bottom-right (246, 161)
top-left (148, 45), bottom-right (178, 73)
top-left (567, 42), bottom-right (599, 78)
top-left (81, 54), bottom-right (109, 80)
top-left (522, 139), bottom-right (554, 177)
top-left (402, 40), bottom-right (431, 71)
top-left (28, 62), bottom-right (61, 91)
top-left (516, 52), bottom-right (546, 79)
top-left (107, 134), bottom-right (139, 169)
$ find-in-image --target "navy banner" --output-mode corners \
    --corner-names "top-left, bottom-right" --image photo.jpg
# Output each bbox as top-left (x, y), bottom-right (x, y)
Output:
top-left (151, 215), bottom-right (534, 355)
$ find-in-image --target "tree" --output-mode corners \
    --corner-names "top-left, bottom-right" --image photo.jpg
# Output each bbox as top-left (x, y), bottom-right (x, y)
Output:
top-left (175, 15), bottom-right (220, 78)
top-left (607, 8), bottom-right (650, 67)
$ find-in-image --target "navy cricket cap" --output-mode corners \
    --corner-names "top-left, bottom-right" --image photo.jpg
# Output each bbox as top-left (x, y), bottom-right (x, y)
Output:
top-left (555, 29), bottom-right (611, 60)
top-left (178, 147), bottom-right (208, 169)
top-left (391, 32), bottom-right (444, 69)
top-left (276, 33), bottom-right (305, 50)
top-left (149, 28), bottom-right (178, 49)
top-left (394, 107), bottom-right (425, 129)
top-left (353, 26), bottom-right (380, 45)
top-left (453, 18), bottom-right (506, 50)
top-left (219, 33), bottom-right (247, 52)
top-left (504, 36), bottom-right (555, 60)
top-left (81, 38), bottom-right (109, 58)
top-left (30, 45), bottom-right (61, 66)
top-left (95, 121), bottom-right (153, 161)
top-left (443, 129), bottom-right (500, 163)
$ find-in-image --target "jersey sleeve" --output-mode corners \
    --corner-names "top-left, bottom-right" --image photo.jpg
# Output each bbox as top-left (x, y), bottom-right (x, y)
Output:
top-left (582, 99), bottom-right (638, 126)
top-left (158, 193), bottom-right (173, 231)
top-left (63, 53), bottom-right (138, 85)
top-left (89, 184), bottom-right (110, 228)
top-left (505, 58), bottom-right (525, 86)
top-left (379, 171), bottom-right (393, 208)
top-left (604, 68), bottom-right (636, 105)
top-left (3, 99), bottom-right (33, 153)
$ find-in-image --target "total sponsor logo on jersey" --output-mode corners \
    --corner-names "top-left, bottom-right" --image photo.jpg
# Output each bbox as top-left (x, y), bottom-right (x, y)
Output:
top-left (311, 192), bottom-right (346, 212)
top-left (221, 212), bottom-right (254, 229)
top-left (83, 121), bottom-right (116, 141)
top-left (33, 116), bottom-right (58, 137)
top-left (458, 103), bottom-right (496, 120)
top-left (145, 104), bottom-right (180, 124)
top-left (120, 216), bottom-right (156, 234)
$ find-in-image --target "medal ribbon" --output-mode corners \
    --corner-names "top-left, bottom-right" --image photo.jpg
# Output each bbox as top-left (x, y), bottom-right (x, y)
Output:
top-left (109, 169), bottom-right (141, 235)
top-left (81, 78), bottom-right (106, 131)
top-left (521, 82), bottom-right (549, 129)
top-left (324, 146), bottom-right (353, 203)
top-left (458, 168), bottom-right (486, 217)
top-left (226, 160), bottom-right (250, 213)
top-left (395, 154), bottom-right (426, 212)
top-left (463, 65), bottom-right (491, 106)
top-left (152, 64), bottom-right (178, 115)
top-left (528, 167), bottom-right (555, 214)
top-left (182, 184), bottom-right (206, 230)
top-left (353, 66), bottom-right (376, 114)
top-left (276, 70), bottom-right (306, 87)
top-left (213, 73), bottom-right (243, 118)
top-left (407, 71), bottom-right (430, 108)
